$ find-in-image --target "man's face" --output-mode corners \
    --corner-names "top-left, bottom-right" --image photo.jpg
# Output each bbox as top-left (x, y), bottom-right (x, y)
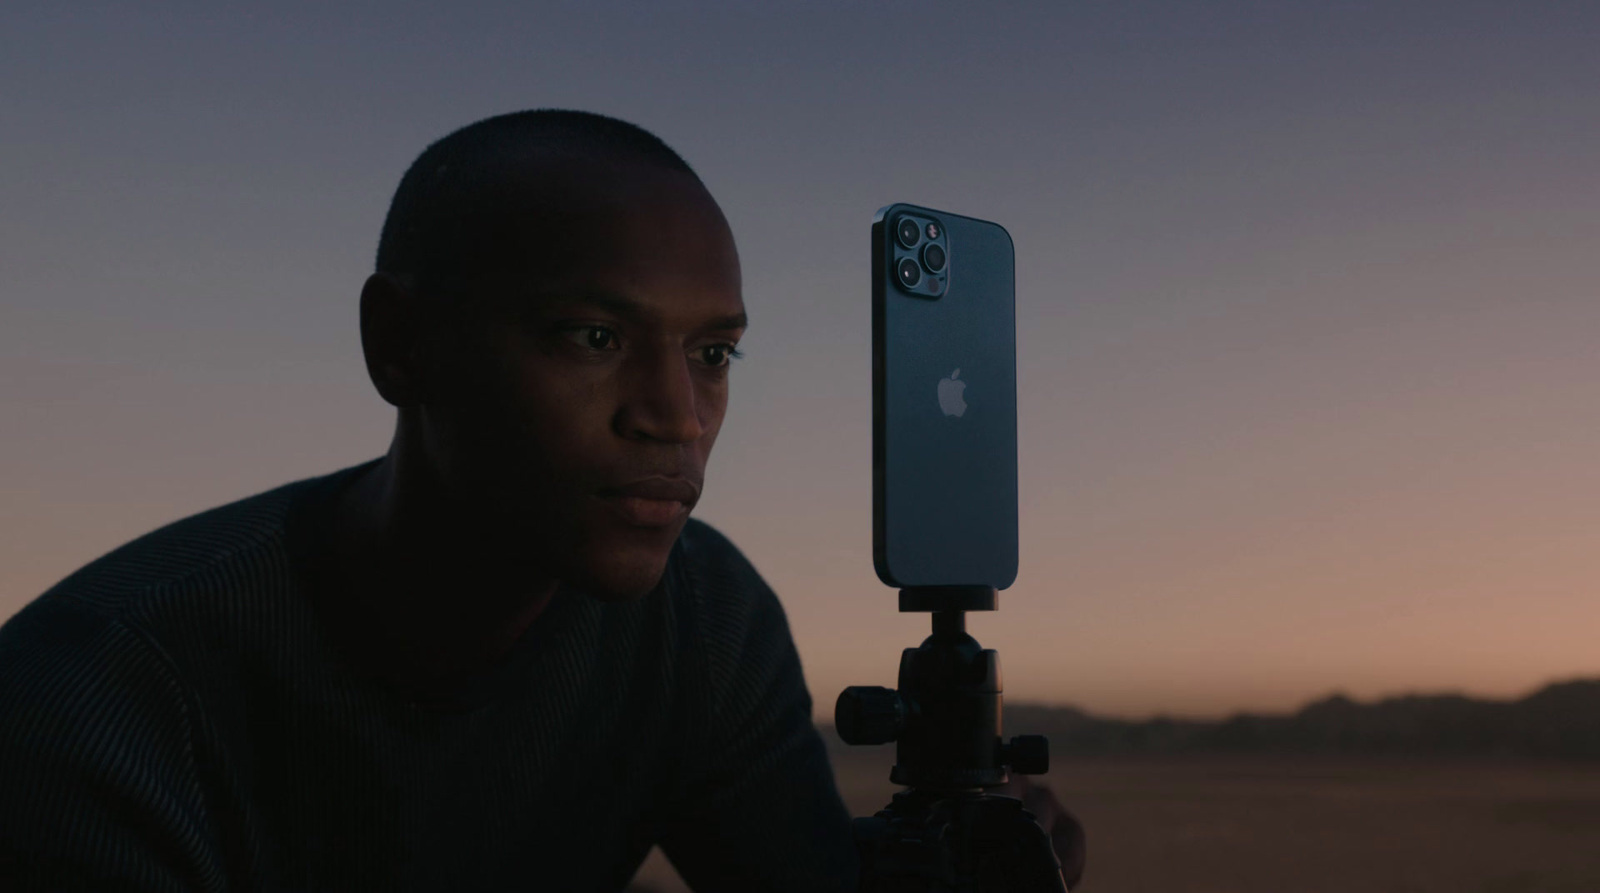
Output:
top-left (417, 159), bottom-right (745, 600)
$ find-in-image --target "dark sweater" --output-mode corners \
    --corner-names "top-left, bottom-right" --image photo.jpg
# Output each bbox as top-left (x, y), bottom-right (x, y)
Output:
top-left (0, 462), bottom-right (858, 892)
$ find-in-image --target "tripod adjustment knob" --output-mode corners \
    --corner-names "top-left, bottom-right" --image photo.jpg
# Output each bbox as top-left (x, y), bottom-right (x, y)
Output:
top-left (835, 686), bottom-right (907, 745)
top-left (1003, 734), bottom-right (1050, 775)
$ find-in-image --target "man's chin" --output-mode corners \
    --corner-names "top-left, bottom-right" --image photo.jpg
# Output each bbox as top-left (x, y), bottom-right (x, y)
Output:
top-left (553, 504), bottom-right (688, 601)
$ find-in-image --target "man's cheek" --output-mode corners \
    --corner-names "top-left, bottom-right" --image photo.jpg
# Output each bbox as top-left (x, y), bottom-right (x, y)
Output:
top-left (697, 398), bottom-right (728, 451)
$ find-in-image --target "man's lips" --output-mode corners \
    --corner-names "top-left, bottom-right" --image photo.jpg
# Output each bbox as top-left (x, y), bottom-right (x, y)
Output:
top-left (595, 477), bottom-right (699, 528)
top-left (597, 478), bottom-right (700, 503)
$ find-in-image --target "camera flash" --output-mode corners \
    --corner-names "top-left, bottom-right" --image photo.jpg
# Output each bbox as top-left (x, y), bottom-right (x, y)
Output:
top-left (926, 223), bottom-right (940, 239)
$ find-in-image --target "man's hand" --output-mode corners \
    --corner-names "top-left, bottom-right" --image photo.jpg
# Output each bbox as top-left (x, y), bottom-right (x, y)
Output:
top-left (994, 774), bottom-right (1086, 889)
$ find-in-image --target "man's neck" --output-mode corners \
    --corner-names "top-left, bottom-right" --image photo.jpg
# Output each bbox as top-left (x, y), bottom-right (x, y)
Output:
top-left (330, 449), bottom-right (560, 685)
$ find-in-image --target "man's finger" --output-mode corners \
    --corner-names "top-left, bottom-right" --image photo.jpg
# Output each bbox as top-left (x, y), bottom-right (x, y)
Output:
top-left (994, 776), bottom-right (1086, 889)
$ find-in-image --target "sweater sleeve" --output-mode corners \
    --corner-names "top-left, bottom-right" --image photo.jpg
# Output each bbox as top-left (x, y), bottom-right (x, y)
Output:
top-left (0, 598), bottom-right (225, 893)
top-left (655, 525), bottom-right (859, 892)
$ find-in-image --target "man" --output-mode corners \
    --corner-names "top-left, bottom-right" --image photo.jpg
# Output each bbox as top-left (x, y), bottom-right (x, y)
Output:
top-left (0, 110), bottom-right (1082, 891)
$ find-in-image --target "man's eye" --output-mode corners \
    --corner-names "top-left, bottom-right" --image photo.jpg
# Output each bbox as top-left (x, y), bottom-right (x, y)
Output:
top-left (697, 343), bottom-right (744, 367)
top-left (561, 326), bottom-right (620, 351)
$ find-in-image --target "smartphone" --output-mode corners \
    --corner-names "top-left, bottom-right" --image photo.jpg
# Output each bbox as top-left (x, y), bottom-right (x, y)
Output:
top-left (872, 203), bottom-right (1018, 589)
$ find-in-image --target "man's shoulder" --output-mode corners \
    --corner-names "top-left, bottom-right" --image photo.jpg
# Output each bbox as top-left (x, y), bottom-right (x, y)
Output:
top-left (17, 466), bottom-right (352, 626)
top-left (671, 517), bottom-right (797, 651)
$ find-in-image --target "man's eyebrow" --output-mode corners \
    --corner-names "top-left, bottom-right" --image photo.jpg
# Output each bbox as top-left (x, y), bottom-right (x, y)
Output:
top-left (702, 311), bottom-right (749, 333)
top-left (543, 288), bottom-right (650, 320)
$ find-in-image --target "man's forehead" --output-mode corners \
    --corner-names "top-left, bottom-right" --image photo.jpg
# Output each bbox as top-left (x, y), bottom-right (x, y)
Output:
top-left (492, 154), bottom-right (727, 247)
top-left (496, 165), bottom-right (736, 291)
top-left (433, 149), bottom-right (740, 327)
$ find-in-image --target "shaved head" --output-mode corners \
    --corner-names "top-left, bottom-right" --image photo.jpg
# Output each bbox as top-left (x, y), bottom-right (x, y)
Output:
top-left (375, 109), bottom-right (703, 301)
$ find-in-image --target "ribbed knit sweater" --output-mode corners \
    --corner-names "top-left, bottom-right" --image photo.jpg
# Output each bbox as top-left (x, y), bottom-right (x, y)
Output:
top-left (0, 461), bottom-right (859, 892)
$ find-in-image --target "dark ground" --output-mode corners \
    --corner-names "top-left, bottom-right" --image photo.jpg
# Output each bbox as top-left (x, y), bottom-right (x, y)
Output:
top-left (630, 740), bottom-right (1600, 892)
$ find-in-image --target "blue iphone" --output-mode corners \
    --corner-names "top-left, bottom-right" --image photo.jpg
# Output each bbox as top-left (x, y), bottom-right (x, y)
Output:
top-left (872, 203), bottom-right (1019, 589)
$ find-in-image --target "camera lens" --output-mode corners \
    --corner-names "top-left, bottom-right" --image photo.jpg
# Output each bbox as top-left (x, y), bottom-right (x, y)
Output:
top-left (897, 257), bottom-right (922, 287)
top-left (896, 217), bottom-right (921, 249)
top-left (922, 243), bottom-right (946, 272)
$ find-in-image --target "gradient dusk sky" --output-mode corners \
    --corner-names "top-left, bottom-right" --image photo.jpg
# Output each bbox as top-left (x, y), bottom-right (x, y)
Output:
top-left (4, 2), bottom-right (1597, 719)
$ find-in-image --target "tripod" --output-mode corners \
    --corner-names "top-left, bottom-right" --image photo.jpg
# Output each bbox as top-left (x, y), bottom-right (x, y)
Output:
top-left (836, 585), bottom-right (1070, 892)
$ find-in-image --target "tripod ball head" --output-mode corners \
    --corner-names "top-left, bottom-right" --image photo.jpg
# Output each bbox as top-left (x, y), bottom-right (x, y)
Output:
top-left (839, 596), bottom-right (1070, 890)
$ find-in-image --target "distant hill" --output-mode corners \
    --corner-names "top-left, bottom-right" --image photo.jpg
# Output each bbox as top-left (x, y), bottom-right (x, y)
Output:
top-left (825, 678), bottom-right (1600, 760)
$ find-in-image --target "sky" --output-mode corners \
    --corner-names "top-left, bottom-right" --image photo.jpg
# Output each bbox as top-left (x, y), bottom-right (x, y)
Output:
top-left (3, 1), bottom-right (1597, 719)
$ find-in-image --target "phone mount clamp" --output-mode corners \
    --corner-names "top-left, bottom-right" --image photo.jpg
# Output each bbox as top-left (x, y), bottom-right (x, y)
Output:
top-left (836, 585), bottom-right (1070, 892)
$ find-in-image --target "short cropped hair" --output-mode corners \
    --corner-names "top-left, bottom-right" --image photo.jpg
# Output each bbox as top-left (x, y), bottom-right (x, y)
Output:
top-left (374, 109), bottom-right (698, 296)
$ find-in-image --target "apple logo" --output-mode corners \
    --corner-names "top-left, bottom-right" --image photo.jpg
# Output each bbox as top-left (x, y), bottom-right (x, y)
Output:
top-left (937, 368), bottom-right (967, 417)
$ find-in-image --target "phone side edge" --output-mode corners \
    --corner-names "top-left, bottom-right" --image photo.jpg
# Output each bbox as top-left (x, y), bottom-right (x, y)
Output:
top-left (992, 217), bottom-right (1020, 590)
top-left (870, 212), bottom-right (898, 587)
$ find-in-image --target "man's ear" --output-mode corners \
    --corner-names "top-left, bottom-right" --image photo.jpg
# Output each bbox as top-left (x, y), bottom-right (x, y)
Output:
top-left (359, 272), bottom-right (431, 408)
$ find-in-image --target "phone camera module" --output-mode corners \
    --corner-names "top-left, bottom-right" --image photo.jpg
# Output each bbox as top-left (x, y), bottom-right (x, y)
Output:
top-left (922, 243), bottom-right (946, 273)
top-left (897, 257), bottom-right (922, 287)
top-left (895, 217), bottom-right (921, 249)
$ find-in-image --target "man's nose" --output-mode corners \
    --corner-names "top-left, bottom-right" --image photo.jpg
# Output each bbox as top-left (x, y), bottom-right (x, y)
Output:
top-left (617, 346), bottom-right (706, 444)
